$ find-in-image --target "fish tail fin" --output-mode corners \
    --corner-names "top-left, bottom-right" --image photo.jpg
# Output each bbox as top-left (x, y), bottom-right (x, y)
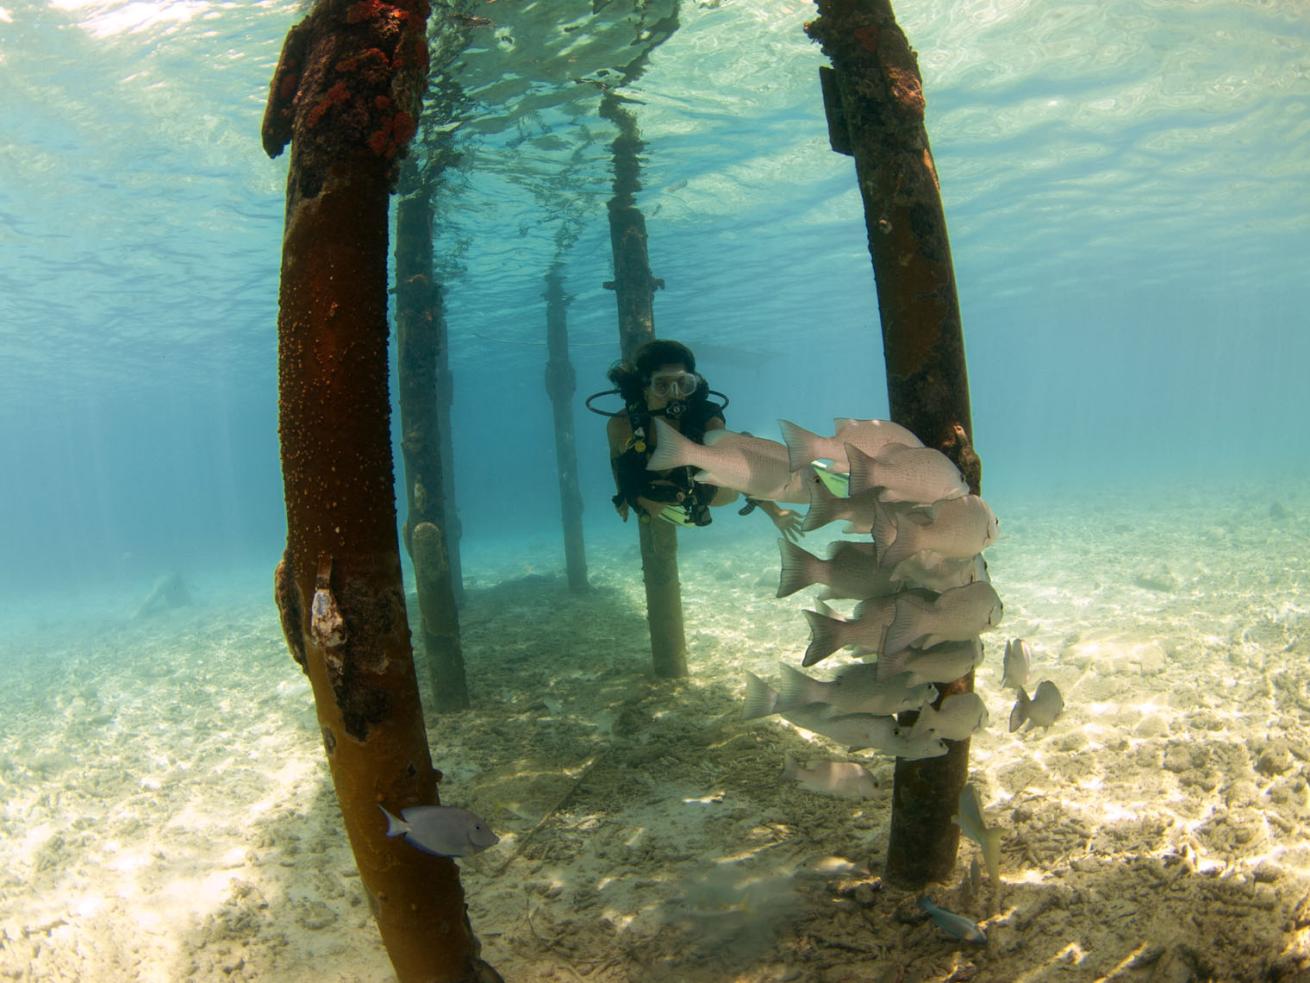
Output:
top-left (776, 538), bottom-right (817, 598)
top-left (378, 804), bottom-right (406, 838)
top-left (802, 608), bottom-right (847, 667)
top-left (777, 662), bottom-right (823, 706)
top-left (803, 477), bottom-right (845, 533)
top-left (876, 508), bottom-right (923, 569)
top-left (874, 644), bottom-right (910, 681)
top-left (743, 672), bottom-right (780, 720)
top-left (1008, 687), bottom-right (1030, 733)
top-left (870, 500), bottom-right (899, 564)
top-left (645, 417), bottom-right (699, 472)
top-left (845, 443), bottom-right (878, 497)
top-left (778, 419), bottom-right (822, 472)
top-left (881, 595), bottom-right (928, 656)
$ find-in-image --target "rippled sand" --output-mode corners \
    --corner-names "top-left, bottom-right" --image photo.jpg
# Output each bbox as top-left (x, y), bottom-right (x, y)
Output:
top-left (2, 488), bottom-right (1308, 981)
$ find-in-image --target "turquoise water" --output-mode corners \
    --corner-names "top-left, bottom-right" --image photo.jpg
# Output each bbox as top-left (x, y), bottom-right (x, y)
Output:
top-left (1, 2), bottom-right (1310, 980)
top-left (1, 0), bottom-right (1307, 596)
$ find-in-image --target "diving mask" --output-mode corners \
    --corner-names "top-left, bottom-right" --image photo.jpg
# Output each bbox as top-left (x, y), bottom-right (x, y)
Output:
top-left (648, 370), bottom-right (701, 400)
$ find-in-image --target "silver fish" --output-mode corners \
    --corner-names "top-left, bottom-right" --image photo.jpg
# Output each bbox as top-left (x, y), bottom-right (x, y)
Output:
top-left (875, 638), bottom-right (982, 685)
top-left (802, 475), bottom-right (884, 534)
top-left (890, 551), bottom-right (989, 592)
top-left (772, 703), bottom-right (944, 758)
top-left (1009, 680), bottom-right (1064, 731)
top-left (779, 417), bottom-right (922, 473)
top-left (918, 895), bottom-right (987, 944)
top-left (1001, 638), bottom-right (1031, 691)
top-left (777, 538), bottom-right (897, 600)
top-left (780, 704), bottom-right (901, 750)
top-left (908, 691), bottom-right (989, 742)
top-left (848, 443), bottom-right (969, 505)
top-left (646, 418), bottom-right (810, 503)
top-left (882, 581), bottom-right (1003, 656)
top-left (742, 671), bottom-right (781, 720)
top-left (953, 783), bottom-right (1001, 886)
top-left (873, 495), bottom-right (999, 569)
top-left (803, 595), bottom-right (898, 666)
top-left (782, 753), bottom-right (878, 800)
top-left (379, 804), bottom-right (499, 858)
top-left (777, 661), bottom-right (935, 716)
top-left (878, 728), bottom-right (951, 761)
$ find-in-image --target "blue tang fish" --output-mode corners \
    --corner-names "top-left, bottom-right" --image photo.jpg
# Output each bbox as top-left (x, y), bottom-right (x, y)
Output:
top-left (918, 895), bottom-right (987, 944)
top-left (379, 803), bottom-right (500, 858)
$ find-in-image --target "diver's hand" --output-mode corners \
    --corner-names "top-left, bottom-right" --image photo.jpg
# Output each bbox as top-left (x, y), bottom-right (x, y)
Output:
top-left (766, 505), bottom-right (804, 543)
top-left (615, 500), bottom-right (630, 522)
top-left (636, 494), bottom-right (676, 518)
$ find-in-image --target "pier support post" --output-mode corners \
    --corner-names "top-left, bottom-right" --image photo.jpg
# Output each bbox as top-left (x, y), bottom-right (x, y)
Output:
top-left (544, 269), bottom-right (590, 592)
top-left (396, 158), bottom-right (470, 712)
top-left (262, 2), bottom-right (497, 978)
top-left (808, 0), bottom-right (982, 888)
top-left (601, 92), bottom-right (688, 679)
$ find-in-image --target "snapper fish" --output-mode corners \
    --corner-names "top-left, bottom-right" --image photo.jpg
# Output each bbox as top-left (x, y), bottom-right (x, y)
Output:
top-left (890, 551), bottom-right (989, 593)
top-left (745, 685), bottom-right (946, 758)
top-left (776, 538), bottom-right (897, 601)
top-left (776, 661), bottom-right (936, 716)
top-left (778, 704), bottom-right (901, 751)
top-left (918, 895), bottom-right (987, 944)
top-left (782, 753), bottom-right (878, 800)
top-left (1009, 680), bottom-right (1064, 732)
top-left (908, 691), bottom-right (989, 742)
top-left (1001, 638), bottom-right (1032, 691)
top-left (872, 494), bottom-right (999, 569)
top-left (874, 638), bottom-right (983, 686)
top-left (882, 581), bottom-right (1003, 656)
top-left (646, 417), bottom-right (811, 503)
top-left (803, 475), bottom-right (884, 534)
top-left (803, 596), bottom-right (898, 665)
top-left (778, 417), bottom-right (923, 473)
top-left (379, 804), bottom-right (500, 858)
top-left (847, 443), bottom-right (969, 505)
top-left (953, 782), bottom-right (1002, 886)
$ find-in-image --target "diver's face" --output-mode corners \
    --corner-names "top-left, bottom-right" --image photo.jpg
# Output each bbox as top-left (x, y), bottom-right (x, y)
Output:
top-left (644, 362), bottom-right (698, 412)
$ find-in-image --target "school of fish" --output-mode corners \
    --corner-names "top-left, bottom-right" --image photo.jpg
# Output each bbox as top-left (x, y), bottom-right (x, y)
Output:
top-left (697, 417), bottom-right (1070, 944)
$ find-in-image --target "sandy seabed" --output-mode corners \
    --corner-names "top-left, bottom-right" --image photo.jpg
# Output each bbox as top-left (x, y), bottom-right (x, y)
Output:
top-left (3, 488), bottom-right (1310, 982)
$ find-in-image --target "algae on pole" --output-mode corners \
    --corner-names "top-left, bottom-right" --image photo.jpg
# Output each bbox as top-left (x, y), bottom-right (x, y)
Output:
top-left (262, 1), bottom-right (497, 978)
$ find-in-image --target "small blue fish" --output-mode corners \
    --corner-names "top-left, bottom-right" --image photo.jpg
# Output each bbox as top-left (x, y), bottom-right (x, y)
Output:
top-left (379, 804), bottom-right (500, 858)
top-left (917, 895), bottom-right (987, 944)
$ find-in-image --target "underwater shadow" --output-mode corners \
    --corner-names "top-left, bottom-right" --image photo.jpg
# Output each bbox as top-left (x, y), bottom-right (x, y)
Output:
top-left (426, 566), bottom-right (912, 982)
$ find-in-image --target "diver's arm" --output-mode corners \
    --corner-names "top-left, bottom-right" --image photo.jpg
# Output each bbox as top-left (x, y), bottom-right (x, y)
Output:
top-left (608, 415), bottom-right (675, 520)
top-left (607, 416), bottom-right (633, 520)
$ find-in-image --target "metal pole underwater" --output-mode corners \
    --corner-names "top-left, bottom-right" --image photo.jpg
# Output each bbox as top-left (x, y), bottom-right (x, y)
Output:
top-left (261, 1), bottom-right (498, 978)
top-left (808, 0), bottom-right (983, 888)
top-left (543, 268), bottom-right (590, 592)
top-left (396, 156), bottom-right (471, 712)
top-left (601, 91), bottom-right (689, 680)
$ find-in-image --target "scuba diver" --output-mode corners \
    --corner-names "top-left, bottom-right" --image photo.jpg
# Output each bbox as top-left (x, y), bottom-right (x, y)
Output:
top-left (587, 339), bottom-right (804, 541)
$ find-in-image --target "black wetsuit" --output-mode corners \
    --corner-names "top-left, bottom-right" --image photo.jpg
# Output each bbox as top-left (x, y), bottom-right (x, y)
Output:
top-left (611, 397), bottom-right (725, 525)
